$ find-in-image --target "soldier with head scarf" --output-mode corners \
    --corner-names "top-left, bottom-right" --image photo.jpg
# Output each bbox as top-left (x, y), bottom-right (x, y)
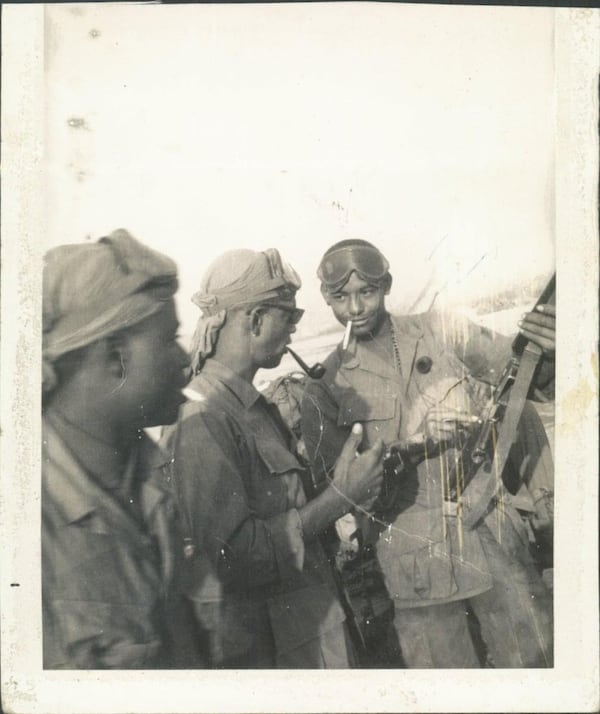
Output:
top-left (301, 238), bottom-right (556, 668)
top-left (160, 247), bottom-right (384, 668)
top-left (42, 229), bottom-right (202, 669)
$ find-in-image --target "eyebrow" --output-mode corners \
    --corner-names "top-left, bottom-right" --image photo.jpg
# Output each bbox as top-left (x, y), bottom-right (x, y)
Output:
top-left (333, 284), bottom-right (377, 295)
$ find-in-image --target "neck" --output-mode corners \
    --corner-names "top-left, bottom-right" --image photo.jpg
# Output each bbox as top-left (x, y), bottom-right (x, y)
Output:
top-left (211, 329), bottom-right (257, 383)
top-left (45, 391), bottom-right (137, 460)
top-left (211, 352), bottom-right (257, 383)
top-left (375, 312), bottom-right (392, 336)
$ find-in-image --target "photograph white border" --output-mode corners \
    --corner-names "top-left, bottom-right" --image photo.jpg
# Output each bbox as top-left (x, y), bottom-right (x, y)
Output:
top-left (1, 5), bottom-right (598, 713)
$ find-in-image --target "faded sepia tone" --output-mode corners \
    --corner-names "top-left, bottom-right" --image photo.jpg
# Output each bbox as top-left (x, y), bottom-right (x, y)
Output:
top-left (1, 4), bottom-right (598, 713)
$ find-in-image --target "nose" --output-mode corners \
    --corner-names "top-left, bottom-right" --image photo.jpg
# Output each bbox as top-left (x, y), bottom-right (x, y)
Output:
top-left (288, 324), bottom-right (297, 335)
top-left (348, 294), bottom-right (364, 316)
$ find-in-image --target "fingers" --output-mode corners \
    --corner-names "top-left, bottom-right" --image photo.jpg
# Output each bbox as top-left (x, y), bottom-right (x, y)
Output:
top-left (336, 423), bottom-right (364, 469)
top-left (518, 328), bottom-right (555, 353)
top-left (355, 437), bottom-right (384, 473)
top-left (425, 409), bottom-right (479, 432)
top-left (537, 303), bottom-right (555, 317)
top-left (518, 304), bottom-right (556, 355)
top-left (519, 305), bottom-right (555, 331)
top-left (423, 407), bottom-right (479, 442)
top-left (365, 436), bottom-right (385, 461)
top-left (520, 312), bottom-right (555, 331)
top-left (339, 436), bottom-right (384, 505)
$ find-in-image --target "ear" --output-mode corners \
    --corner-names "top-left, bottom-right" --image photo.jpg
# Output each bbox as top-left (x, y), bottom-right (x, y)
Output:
top-left (247, 306), bottom-right (265, 337)
top-left (104, 334), bottom-right (128, 379)
top-left (382, 273), bottom-right (392, 295)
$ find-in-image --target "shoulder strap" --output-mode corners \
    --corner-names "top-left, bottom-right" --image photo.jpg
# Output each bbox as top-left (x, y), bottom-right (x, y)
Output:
top-left (461, 273), bottom-right (555, 529)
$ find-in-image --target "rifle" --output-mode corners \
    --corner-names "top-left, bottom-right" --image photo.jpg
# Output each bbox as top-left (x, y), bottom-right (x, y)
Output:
top-left (378, 272), bottom-right (556, 526)
top-left (454, 271), bottom-right (555, 528)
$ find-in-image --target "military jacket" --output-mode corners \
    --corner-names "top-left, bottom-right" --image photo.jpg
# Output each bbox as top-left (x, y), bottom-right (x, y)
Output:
top-left (160, 359), bottom-right (349, 667)
top-left (301, 311), bottom-right (538, 609)
top-left (42, 419), bottom-right (202, 668)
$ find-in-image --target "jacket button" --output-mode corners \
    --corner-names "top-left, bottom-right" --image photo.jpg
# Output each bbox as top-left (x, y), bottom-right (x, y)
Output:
top-left (416, 356), bottom-right (433, 374)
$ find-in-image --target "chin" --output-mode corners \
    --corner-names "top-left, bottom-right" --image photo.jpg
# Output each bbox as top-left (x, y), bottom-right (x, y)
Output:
top-left (351, 319), bottom-right (378, 339)
top-left (264, 354), bottom-right (284, 369)
top-left (359, 311), bottom-right (389, 337)
top-left (142, 395), bottom-right (185, 428)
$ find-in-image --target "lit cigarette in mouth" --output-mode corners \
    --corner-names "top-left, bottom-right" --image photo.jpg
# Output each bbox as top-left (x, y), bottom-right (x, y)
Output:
top-left (342, 320), bottom-right (353, 350)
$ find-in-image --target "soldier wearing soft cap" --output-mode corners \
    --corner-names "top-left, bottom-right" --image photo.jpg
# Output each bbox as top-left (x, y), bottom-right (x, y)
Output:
top-left (161, 247), bottom-right (384, 668)
top-left (42, 230), bottom-right (202, 668)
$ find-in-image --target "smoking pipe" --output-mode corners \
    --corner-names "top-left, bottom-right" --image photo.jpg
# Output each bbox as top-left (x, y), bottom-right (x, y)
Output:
top-left (285, 347), bottom-right (326, 379)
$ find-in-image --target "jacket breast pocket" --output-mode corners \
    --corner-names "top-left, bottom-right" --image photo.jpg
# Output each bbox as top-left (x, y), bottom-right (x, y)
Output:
top-left (255, 437), bottom-right (303, 476)
top-left (403, 348), bottom-right (476, 438)
top-left (50, 526), bottom-right (161, 605)
top-left (336, 393), bottom-right (397, 427)
top-left (253, 438), bottom-right (307, 514)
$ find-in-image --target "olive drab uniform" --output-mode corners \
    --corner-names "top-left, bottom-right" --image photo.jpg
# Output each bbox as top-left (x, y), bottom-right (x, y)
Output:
top-left (301, 310), bottom-right (554, 668)
top-left (42, 417), bottom-right (204, 669)
top-left (160, 359), bottom-right (353, 668)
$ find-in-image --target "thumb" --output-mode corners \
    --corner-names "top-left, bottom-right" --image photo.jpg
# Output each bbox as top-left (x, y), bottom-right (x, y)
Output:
top-left (367, 437), bottom-right (385, 461)
top-left (337, 423), bottom-right (364, 465)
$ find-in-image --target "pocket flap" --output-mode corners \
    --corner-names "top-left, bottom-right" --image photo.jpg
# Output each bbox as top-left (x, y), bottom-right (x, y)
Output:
top-left (377, 509), bottom-right (491, 603)
top-left (255, 437), bottom-right (303, 476)
top-left (337, 393), bottom-right (396, 426)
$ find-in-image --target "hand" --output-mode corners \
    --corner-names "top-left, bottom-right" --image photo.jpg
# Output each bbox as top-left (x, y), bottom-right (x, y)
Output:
top-left (331, 423), bottom-right (384, 507)
top-left (518, 304), bottom-right (555, 358)
top-left (422, 405), bottom-right (480, 445)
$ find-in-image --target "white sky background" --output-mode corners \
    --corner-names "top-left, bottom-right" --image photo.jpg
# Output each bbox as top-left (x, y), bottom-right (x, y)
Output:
top-left (2, 6), bottom-right (599, 713)
top-left (43, 3), bottom-right (556, 342)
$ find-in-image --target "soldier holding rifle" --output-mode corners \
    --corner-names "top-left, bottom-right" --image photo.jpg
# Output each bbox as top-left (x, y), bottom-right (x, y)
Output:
top-left (302, 239), bottom-right (555, 668)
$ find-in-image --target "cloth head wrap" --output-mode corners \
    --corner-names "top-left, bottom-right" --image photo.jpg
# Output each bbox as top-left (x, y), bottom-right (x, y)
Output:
top-left (190, 248), bottom-right (301, 374)
top-left (43, 229), bottom-right (178, 393)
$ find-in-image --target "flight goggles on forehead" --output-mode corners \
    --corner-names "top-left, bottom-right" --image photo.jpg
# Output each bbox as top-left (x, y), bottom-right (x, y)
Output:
top-left (263, 248), bottom-right (302, 291)
top-left (317, 245), bottom-right (390, 288)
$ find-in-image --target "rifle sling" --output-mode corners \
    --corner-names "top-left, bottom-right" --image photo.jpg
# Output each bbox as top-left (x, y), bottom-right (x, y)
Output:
top-left (462, 342), bottom-right (543, 530)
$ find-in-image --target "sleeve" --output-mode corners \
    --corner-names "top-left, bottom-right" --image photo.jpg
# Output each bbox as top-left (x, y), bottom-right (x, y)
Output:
top-left (164, 407), bottom-right (306, 595)
top-left (437, 311), bottom-right (554, 396)
top-left (300, 379), bottom-right (350, 492)
top-left (433, 310), bottom-right (513, 385)
top-left (42, 512), bottom-right (164, 669)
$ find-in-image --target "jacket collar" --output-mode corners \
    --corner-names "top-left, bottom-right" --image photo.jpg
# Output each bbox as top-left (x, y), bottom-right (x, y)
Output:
top-left (338, 313), bottom-right (424, 384)
top-left (189, 359), bottom-right (262, 410)
top-left (42, 417), bottom-right (169, 528)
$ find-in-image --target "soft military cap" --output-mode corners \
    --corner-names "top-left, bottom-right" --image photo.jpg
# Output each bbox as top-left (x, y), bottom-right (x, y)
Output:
top-left (43, 229), bottom-right (178, 392)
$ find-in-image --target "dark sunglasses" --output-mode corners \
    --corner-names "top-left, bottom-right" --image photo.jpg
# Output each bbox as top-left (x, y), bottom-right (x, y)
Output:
top-left (260, 303), bottom-right (305, 325)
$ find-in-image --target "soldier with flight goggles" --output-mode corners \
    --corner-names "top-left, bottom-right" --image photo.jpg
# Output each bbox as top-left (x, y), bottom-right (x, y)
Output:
top-left (302, 238), bottom-right (556, 668)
